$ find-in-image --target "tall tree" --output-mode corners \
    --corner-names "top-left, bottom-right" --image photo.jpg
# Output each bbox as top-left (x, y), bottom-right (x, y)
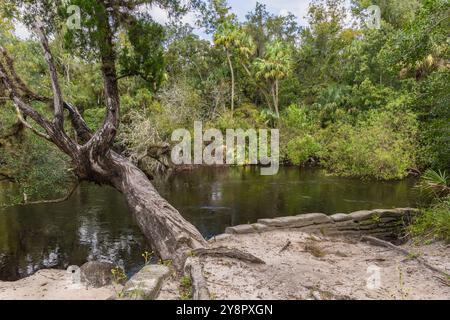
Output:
top-left (214, 21), bottom-right (238, 112)
top-left (214, 22), bottom-right (256, 113)
top-left (254, 40), bottom-right (293, 118)
top-left (0, 0), bottom-right (206, 269)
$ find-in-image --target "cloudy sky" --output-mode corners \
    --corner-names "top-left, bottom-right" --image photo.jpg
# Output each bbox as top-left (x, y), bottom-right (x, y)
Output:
top-left (226, 0), bottom-right (312, 25)
top-left (14, 0), bottom-right (339, 40)
top-left (147, 0), bottom-right (318, 40)
top-left (151, 0), bottom-right (313, 30)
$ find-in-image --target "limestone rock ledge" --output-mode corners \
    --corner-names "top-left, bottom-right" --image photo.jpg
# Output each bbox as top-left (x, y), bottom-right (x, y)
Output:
top-left (223, 208), bottom-right (418, 240)
top-left (122, 265), bottom-right (171, 300)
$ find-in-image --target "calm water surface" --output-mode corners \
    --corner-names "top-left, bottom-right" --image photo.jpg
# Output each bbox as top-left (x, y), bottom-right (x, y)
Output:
top-left (0, 167), bottom-right (417, 280)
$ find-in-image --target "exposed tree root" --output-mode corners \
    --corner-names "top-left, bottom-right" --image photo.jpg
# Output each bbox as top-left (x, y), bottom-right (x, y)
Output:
top-left (185, 258), bottom-right (210, 300)
top-left (192, 246), bottom-right (266, 264)
top-left (361, 236), bottom-right (448, 277)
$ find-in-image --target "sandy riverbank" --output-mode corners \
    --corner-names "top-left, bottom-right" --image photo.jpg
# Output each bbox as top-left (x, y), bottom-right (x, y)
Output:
top-left (0, 269), bottom-right (117, 300)
top-left (159, 229), bottom-right (449, 300)
top-left (1, 229), bottom-right (449, 300)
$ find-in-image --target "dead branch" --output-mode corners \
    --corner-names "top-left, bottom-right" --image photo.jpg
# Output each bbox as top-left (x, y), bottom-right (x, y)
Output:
top-left (192, 246), bottom-right (265, 264)
top-left (361, 236), bottom-right (449, 277)
top-left (21, 182), bottom-right (79, 206)
top-left (433, 275), bottom-right (450, 287)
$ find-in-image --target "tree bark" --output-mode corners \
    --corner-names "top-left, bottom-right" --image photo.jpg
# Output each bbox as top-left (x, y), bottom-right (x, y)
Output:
top-left (271, 82), bottom-right (279, 118)
top-left (106, 152), bottom-right (207, 269)
top-left (274, 79), bottom-right (280, 118)
top-left (226, 50), bottom-right (235, 113)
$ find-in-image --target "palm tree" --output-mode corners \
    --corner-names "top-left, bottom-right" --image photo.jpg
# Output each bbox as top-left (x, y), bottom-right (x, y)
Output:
top-left (214, 23), bottom-right (255, 114)
top-left (214, 22), bottom-right (238, 112)
top-left (254, 40), bottom-right (293, 118)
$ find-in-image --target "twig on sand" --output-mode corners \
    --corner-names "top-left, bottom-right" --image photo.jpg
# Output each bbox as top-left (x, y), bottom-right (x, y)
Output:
top-left (433, 276), bottom-right (450, 287)
top-left (279, 240), bottom-right (292, 253)
top-left (361, 236), bottom-right (449, 278)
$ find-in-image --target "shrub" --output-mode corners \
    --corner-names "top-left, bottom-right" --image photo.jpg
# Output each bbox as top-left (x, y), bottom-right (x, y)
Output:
top-left (280, 104), bottom-right (322, 165)
top-left (212, 103), bottom-right (266, 131)
top-left (416, 169), bottom-right (450, 199)
top-left (286, 135), bottom-right (321, 165)
top-left (410, 196), bottom-right (450, 243)
top-left (322, 104), bottom-right (418, 180)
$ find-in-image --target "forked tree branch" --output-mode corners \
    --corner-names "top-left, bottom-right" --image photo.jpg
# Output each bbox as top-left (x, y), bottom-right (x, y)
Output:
top-left (0, 46), bottom-right (93, 143)
top-left (0, 47), bottom-right (48, 102)
top-left (1, 18), bottom-right (119, 160)
top-left (0, 60), bottom-right (78, 158)
top-left (0, 60), bottom-right (55, 136)
top-left (13, 103), bottom-right (51, 141)
top-left (34, 23), bottom-right (65, 130)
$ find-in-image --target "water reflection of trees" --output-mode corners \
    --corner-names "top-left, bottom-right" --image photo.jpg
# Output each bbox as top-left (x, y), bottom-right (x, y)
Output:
top-left (0, 183), bottom-right (148, 280)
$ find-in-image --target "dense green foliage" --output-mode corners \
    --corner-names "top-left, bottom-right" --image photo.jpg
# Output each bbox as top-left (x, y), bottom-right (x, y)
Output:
top-left (411, 169), bottom-right (450, 243)
top-left (411, 197), bottom-right (450, 243)
top-left (0, 0), bottom-right (449, 207)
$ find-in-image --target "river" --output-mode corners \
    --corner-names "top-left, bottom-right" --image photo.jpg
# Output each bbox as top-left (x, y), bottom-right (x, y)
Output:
top-left (0, 167), bottom-right (417, 280)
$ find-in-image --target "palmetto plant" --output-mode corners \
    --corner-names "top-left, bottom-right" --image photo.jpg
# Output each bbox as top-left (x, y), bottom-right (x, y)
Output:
top-left (417, 169), bottom-right (450, 198)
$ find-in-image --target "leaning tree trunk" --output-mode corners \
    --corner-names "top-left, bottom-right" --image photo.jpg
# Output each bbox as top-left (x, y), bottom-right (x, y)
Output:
top-left (0, 19), bottom-right (209, 272)
top-left (89, 152), bottom-right (207, 270)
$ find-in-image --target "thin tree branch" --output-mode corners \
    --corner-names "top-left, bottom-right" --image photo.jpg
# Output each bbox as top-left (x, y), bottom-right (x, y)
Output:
top-left (0, 48), bottom-right (79, 157)
top-left (361, 236), bottom-right (449, 278)
top-left (0, 61), bottom-right (55, 136)
top-left (0, 47), bottom-right (48, 102)
top-left (0, 46), bottom-right (93, 143)
top-left (34, 23), bottom-right (65, 129)
top-left (13, 103), bottom-right (51, 141)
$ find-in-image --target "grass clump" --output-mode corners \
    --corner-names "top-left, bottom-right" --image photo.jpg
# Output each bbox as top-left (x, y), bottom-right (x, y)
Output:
top-left (304, 242), bottom-right (326, 258)
top-left (410, 170), bottom-right (450, 243)
top-left (179, 275), bottom-right (193, 300)
top-left (410, 196), bottom-right (450, 243)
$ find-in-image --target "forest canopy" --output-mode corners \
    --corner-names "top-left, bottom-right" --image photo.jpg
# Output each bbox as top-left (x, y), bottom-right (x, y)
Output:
top-left (0, 0), bottom-right (449, 203)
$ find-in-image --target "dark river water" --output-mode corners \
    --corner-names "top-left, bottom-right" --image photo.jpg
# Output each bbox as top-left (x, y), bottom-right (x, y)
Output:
top-left (0, 167), bottom-right (417, 280)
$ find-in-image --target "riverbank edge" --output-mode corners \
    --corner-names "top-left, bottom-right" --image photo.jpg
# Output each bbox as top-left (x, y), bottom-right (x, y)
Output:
top-left (214, 208), bottom-right (418, 242)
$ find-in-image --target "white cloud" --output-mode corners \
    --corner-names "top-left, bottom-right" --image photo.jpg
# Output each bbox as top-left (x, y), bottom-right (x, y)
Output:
top-left (279, 9), bottom-right (289, 17)
top-left (266, 0), bottom-right (311, 26)
top-left (148, 5), bottom-right (171, 25)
